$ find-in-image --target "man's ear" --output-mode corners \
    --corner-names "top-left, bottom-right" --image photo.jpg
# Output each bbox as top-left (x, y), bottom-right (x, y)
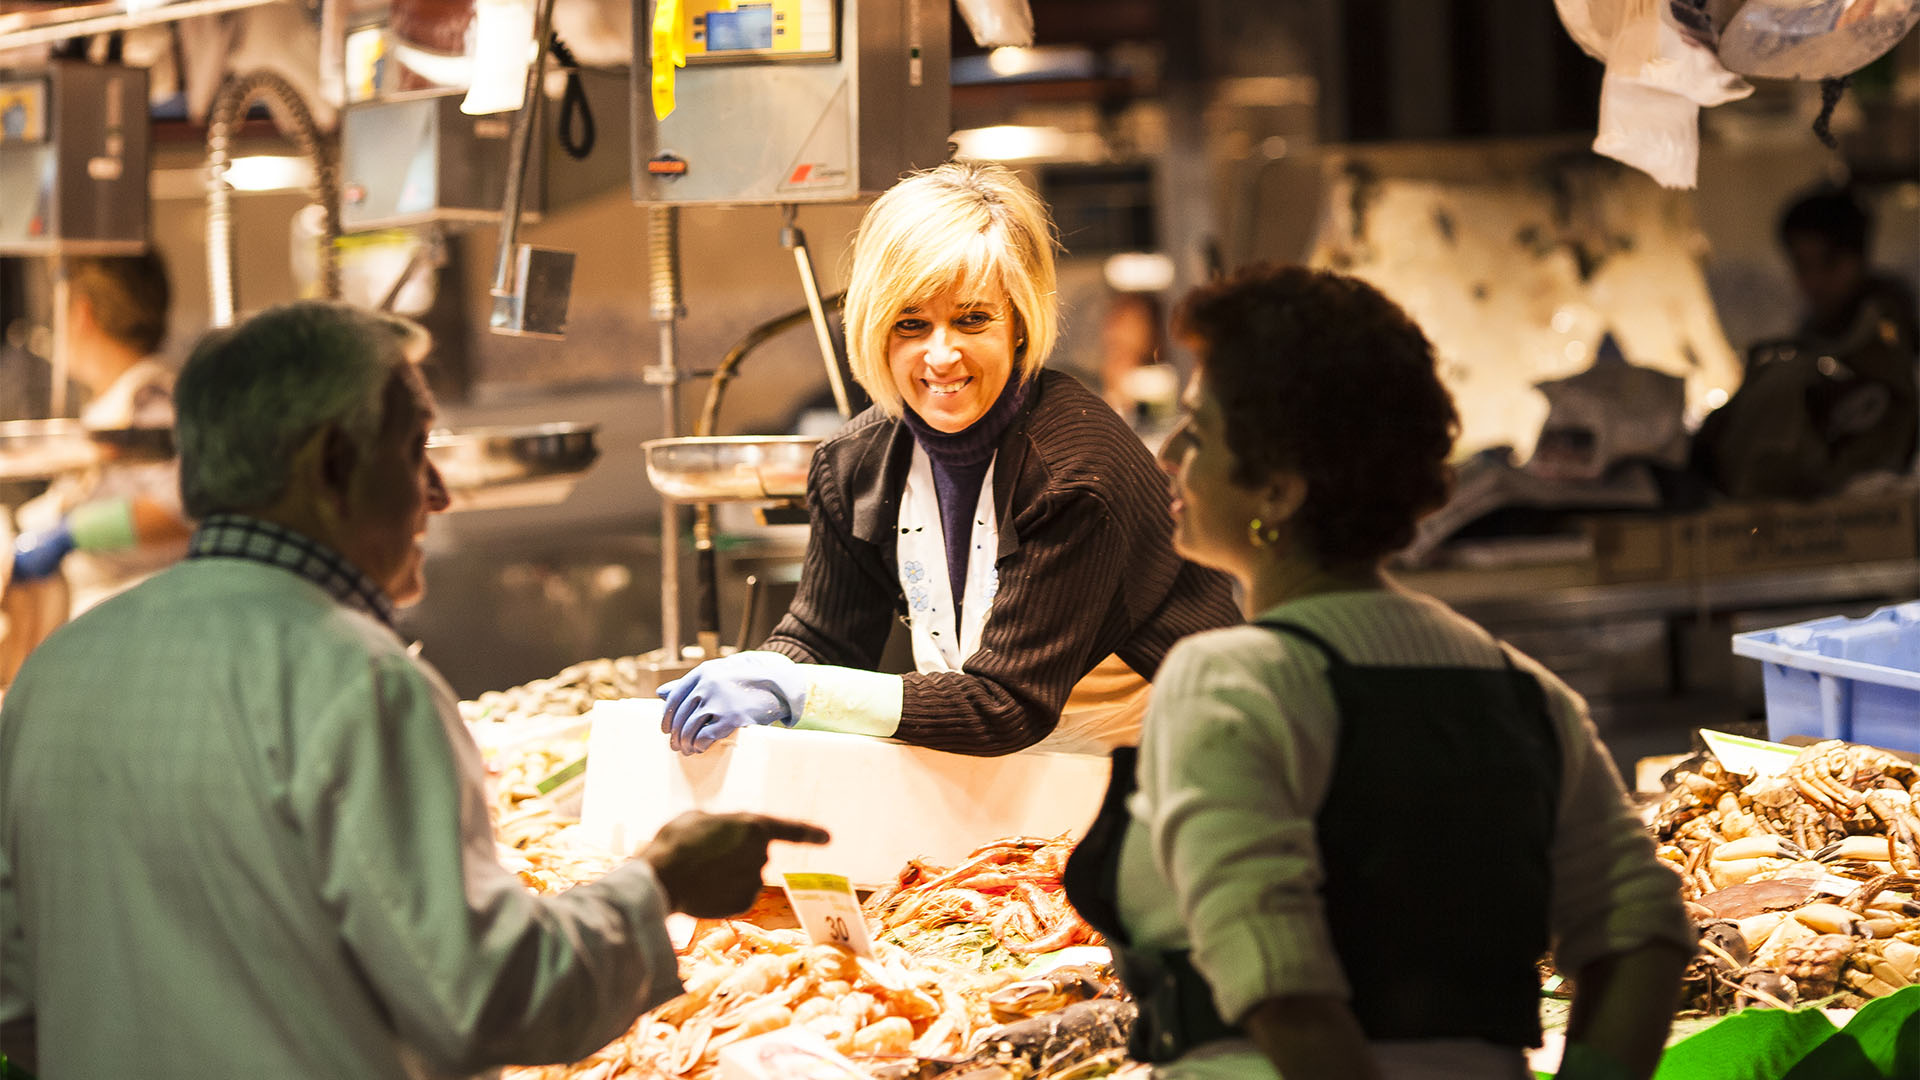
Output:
top-left (319, 424), bottom-right (358, 502)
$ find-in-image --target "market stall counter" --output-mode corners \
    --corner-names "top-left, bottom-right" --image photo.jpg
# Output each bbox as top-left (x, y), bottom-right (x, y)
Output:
top-left (463, 640), bottom-right (1920, 1080)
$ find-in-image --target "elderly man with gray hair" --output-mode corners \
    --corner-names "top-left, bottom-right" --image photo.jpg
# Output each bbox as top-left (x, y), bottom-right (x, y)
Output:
top-left (0, 301), bottom-right (826, 1078)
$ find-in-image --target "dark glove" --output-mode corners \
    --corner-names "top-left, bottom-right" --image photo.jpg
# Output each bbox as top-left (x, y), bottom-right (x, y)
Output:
top-left (658, 651), bottom-right (811, 755)
top-left (11, 521), bottom-right (76, 583)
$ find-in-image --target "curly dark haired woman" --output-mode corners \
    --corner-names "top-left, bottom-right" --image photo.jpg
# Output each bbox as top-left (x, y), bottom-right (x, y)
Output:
top-left (1065, 265), bottom-right (1692, 1080)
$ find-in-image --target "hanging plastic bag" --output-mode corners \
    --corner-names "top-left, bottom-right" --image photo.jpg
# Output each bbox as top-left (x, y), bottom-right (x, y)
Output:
top-left (1557, 0), bottom-right (1753, 188)
top-left (953, 0), bottom-right (1034, 48)
top-left (1719, 0), bottom-right (1920, 80)
top-left (461, 0), bottom-right (536, 114)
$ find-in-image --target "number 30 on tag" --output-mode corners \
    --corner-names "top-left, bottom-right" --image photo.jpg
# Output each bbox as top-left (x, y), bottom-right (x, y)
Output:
top-left (781, 872), bottom-right (876, 958)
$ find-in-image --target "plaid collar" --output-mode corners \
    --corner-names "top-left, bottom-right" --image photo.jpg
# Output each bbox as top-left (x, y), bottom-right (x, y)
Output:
top-left (188, 514), bottom-right (397, 628)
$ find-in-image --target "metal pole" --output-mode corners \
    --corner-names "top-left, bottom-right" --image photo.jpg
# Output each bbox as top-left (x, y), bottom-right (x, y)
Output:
top-left (781, 204), bottom-right (852, 417)
top-left (49, 257), bottom-right (69, 417)
top-left (649, 204), bottom-right (684, 659)
top-left (488, 0), bottom-right (558, 303)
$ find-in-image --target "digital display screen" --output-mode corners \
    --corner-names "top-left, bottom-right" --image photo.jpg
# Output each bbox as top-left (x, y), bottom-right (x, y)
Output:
top-left (706, 4), bottom-right (775, 52)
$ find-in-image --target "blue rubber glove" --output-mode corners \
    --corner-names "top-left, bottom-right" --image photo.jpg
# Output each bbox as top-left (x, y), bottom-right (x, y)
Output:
top-left (657, 651), bottom-right (811, 755)
top-left (11, 520), bottom-right (76, 583)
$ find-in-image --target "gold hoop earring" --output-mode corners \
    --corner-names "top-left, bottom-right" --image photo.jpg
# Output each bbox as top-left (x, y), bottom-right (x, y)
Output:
top-left (1248, 517), bottom-right (1281, 548)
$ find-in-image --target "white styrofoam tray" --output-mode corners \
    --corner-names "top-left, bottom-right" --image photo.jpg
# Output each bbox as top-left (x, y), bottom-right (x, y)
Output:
top-left (579, 699), bottom-right (1113, 886)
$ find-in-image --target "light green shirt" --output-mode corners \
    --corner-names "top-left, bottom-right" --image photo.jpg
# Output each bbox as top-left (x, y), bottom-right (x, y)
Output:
top-left (1, 559), bottom-right (681, 1078)
top-left (1117, 587), bottom-right (1692, 1079)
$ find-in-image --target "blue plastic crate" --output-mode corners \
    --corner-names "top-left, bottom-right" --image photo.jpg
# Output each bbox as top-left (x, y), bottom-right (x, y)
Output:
top-left (1731, 601), bottom-right (1920, 753)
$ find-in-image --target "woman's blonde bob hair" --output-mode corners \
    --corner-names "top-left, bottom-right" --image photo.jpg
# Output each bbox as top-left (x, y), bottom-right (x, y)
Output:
top-left (842, 161), bottom-right (1060, 417)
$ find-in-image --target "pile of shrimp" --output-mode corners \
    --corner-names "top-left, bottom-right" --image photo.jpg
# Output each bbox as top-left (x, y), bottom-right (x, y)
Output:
top-left (864, 834), bottom-right (1099, 962)
top-left (503, 921), bottom-right (1009, 1080)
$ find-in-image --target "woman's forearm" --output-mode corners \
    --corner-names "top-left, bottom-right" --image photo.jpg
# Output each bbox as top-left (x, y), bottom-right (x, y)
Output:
top-left (1563, 941), bottom-right (1691, 1080)
top-left (1241, 994), bottom-right (1384, 1080)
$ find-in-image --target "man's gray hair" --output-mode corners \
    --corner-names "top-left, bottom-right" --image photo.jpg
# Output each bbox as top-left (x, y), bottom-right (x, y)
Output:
top-left (176, 301), bottom-right (429, 519)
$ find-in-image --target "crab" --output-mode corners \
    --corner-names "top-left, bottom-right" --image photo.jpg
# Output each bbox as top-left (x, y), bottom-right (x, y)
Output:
top-left (1779, 933), bottom-right (1862, 999)
top-left (1786, 740), bottom-right (1918, 820)
top-left (1655, 759), bottom-right (1745, 839)
top-left (987, 965), bottom-right (1121, 1023)
top-left (1734, 969), bottom-right (1799, 1010)
top-left (966, 1000), bottom-right (1135, 1078)
top-left (1794, 872), bottom-right (1920, 1006)
top-left (1841, 934), bottom-right (1920, 1004)
top-left (1743, 772), bottom-right (1849, 849)
top-left (1860, 788), bottom-right (1920, 873)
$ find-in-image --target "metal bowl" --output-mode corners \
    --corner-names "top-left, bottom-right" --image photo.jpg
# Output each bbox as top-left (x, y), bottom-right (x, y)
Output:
top-left (642, 436), bottom-right (820, 502)
top-left (0, 420), bottom-right (178, 481)
top-left (427, 422), bottom-right (600, 511)
top-left (86, 426), bottom-right (176, 462)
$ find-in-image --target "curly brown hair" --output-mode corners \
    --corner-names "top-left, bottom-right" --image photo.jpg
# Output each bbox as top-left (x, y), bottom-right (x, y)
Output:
top-left (1178, 264), bottom-right (1458, 565)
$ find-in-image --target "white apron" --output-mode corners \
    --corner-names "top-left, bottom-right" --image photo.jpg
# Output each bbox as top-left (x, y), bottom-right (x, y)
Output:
top-left (897, 444), bottom-right (1149, 754)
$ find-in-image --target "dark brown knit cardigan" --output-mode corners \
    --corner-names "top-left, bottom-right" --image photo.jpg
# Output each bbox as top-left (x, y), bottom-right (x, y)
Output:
top-left (763, 369), bottom-right (1242, 755)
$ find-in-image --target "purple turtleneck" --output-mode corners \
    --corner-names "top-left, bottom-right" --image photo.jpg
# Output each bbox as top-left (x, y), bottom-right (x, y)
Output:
top-left (900, 375), bottom-right (1030, 615)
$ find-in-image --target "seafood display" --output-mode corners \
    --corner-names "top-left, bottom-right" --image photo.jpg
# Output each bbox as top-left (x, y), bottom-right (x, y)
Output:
top-left (472, 721), bottom-right (588, 850)
top-left (459, 665), bottom-right (1131, 1080)
top-left (497, 822), bottom-right (621, 895)
top-left (864, 835), bottom-right (1100, 967)
top-left (463, 667), bottom-right (610, 849)
top-left (500, 903), bottom-right (1128, 1080)
top-left (1652, 739), bottom-right (1920, 1012)
top-left (505, 922), bottom-right (1008, 1080)
top-left (460, 660), bottom-right (1919, 1073)
top-left (461, 654), bottom-right (660, 728)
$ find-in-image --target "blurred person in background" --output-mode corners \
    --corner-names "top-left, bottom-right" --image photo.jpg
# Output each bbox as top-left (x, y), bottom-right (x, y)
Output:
top-left (1780, 185), bottom-right (1918, 359)
top-left (6, 255), bottom-right (191, 644)
top-left (1065, 265), bottom-right (1691, 1080)
top-left (0, 300), bottom-right (827, 1078)
top-left (1691, 187), bottom-right (1920, 499)
top-left (1097, 291), bottom-right (1180, 440)
top-left (656, 162), bottom-right (1239, 758)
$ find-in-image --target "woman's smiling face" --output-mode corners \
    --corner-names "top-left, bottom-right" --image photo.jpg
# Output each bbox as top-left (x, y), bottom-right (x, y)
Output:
top-left (888, 286), bottom-right (1019, 432)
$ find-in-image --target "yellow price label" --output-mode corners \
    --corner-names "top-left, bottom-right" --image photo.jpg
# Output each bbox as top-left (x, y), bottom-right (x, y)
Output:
top-left (780, 872), bottom-right (875, 958)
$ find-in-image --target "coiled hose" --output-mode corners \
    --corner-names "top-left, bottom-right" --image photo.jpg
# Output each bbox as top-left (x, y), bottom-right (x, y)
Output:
top-left (205, 70), bottom-right (340, 327)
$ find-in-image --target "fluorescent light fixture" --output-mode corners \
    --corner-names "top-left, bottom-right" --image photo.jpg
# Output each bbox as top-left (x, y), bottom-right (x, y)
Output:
top-left (951, 124), bottom-right (1109, 163)
top-left (222, 155), bottom-right (315, 193)
top-left (986, 46), bottom-right (1035, 77)
top-left (1103, 252), bottom-right (1175, 293)
top-left (951, 124), bottom-right (1068, 162)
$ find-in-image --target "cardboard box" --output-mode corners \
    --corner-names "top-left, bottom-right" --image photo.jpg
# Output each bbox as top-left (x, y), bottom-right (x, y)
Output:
top-left (1590, 491), bottom-right (1918, 584)
top-left (1589, 514), bottom-right (1675, 584)
top-left (1678, 493), bottom-right (1916, 578)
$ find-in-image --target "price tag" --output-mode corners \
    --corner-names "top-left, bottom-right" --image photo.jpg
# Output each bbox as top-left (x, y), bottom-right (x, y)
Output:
top-left (780, 872), bottom-right (875, 959)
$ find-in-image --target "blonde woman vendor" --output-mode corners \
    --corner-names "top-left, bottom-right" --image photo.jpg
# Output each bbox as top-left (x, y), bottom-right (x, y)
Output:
top-left (659, 163), bottom-right (1239, 756)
